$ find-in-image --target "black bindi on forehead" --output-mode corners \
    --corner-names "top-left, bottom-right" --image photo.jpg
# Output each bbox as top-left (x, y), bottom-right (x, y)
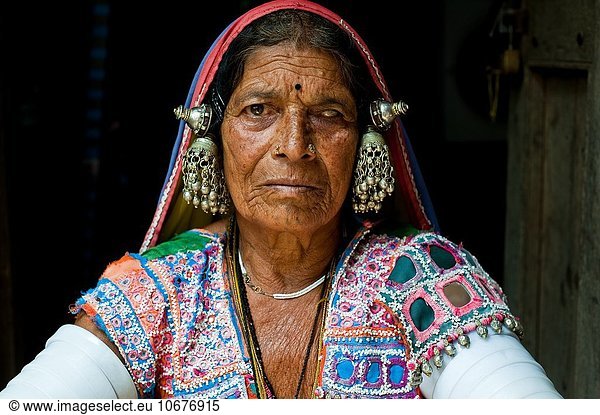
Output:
top-left (294, 83), bottom-right (301, 91)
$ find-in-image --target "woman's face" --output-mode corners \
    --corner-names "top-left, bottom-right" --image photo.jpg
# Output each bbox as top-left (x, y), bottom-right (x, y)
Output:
top-left (221, 43), bottom-right (358, 234)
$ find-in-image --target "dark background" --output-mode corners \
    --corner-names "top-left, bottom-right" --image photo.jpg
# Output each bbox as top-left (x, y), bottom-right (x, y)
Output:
top-left (0, 0), bottom-right (509, 379)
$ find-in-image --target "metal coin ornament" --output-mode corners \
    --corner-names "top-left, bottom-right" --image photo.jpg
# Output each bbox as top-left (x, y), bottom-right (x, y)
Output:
top-left (352, 98), bottom-right (408, 214)
top-left (175, 104), bottom-right (230, 215)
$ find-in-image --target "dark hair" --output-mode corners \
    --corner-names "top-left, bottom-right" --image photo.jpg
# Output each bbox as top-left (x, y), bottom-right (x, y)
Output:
top-left (210, 9), bottom-right (374, 126)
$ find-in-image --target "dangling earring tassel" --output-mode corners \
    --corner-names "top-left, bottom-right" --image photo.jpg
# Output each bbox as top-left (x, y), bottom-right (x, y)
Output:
top-left (175, 104), bottom-right (230, 215)
top-left (181, 135), bottom-right (229, 214)
top-left (352, 98), bottom-right (408, 214)
top-left (352, 126), bottom-right (395, 214)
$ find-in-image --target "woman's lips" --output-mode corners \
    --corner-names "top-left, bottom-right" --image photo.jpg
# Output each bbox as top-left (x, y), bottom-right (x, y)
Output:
top-left (262, 178), bottom-right (318, 187)
top-left (268, 184), bottom-right (314, 194)
top-left (259, 179), bottom-right (321, 193)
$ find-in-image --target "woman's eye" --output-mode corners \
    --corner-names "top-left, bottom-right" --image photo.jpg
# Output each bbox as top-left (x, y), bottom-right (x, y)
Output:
top-left (321, 109), bottom-right (342, 118)
top-left (249, 104), bottom-right (264, 116)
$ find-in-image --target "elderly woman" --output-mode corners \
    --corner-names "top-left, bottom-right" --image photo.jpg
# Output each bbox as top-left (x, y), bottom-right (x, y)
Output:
top-left (1, 0), bottom-right (561, 399)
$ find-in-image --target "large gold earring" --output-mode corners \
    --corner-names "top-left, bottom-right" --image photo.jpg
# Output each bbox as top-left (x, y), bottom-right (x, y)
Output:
top-left (174, 104), bottom-right (230, 215)
top-left (352, 99), bottom-right (408, 214)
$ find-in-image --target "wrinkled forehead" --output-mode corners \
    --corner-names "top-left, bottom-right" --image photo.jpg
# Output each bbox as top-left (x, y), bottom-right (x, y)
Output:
top-left (227, 44), bottom-right (356, 113)
top-left (242, 44), bottom-right (345, 84)
top-left (215, 48), bottom-right (364, 127)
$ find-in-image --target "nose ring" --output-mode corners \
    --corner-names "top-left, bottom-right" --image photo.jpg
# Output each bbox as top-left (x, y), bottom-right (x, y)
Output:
top-left (307, 143), bottom-right (316, 154)
top-left (273, 145), bottom-right (283, 157)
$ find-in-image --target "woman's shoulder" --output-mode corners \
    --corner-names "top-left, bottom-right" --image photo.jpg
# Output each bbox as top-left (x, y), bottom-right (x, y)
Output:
top-left (363, 222), bottom-right (486, 272)
top-left (348, 222), bottom-right (523, 378)
top-left (90, 228), bottom-right (221, 285)
top-left (78, 227), bottom-right (224, 319)
top-left (359, 222), bottom-right (509, 312)
top-left (140, 228), bottom-right (222, 262)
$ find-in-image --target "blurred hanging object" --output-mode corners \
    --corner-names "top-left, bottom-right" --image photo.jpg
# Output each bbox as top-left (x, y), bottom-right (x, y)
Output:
top-left (487, 1), bottom-right (527, 122)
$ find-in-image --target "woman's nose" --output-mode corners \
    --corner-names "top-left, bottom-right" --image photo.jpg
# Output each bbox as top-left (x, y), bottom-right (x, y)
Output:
top-left (273, 109), bottom-right (316, 162)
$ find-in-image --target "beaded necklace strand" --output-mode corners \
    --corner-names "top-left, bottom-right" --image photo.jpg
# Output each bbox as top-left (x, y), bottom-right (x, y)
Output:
top-left (226, 216), bottom-right (333, 398)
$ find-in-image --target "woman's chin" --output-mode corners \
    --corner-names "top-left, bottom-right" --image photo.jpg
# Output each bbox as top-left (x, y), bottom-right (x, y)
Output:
top-left (241, 203), bottom-right (338, 234)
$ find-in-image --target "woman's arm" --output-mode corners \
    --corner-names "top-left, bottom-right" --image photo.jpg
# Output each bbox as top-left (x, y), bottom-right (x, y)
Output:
top-left (419, 330), bottom-right (562, 398)
top-left (0, 317), bottom-right (136, 398)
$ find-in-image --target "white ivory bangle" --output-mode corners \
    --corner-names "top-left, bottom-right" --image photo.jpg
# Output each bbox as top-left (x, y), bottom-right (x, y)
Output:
top-left (419, 329), bottom-right (563, 399)
top-left (0, 324), bottom-right (137, 398)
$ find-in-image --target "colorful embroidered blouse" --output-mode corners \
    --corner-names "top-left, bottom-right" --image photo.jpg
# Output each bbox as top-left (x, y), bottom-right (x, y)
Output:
top-left (72, 223), bottom-right (521, 398)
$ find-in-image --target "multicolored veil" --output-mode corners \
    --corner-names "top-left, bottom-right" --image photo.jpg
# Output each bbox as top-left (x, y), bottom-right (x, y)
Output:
top-left (140, 0), bottom-right (438, 252)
